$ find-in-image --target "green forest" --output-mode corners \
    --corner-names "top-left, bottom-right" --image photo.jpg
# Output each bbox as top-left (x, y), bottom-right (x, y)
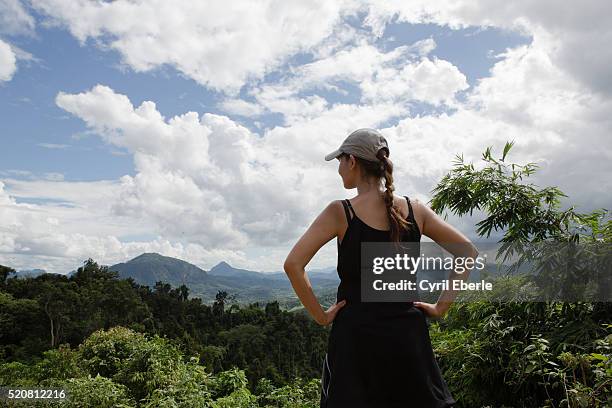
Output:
top-left (1, 143), bottom-right (610, 407)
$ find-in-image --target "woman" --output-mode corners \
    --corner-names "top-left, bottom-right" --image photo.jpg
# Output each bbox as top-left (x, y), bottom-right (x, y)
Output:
top-left (283, 128), bottom-right (478, 407)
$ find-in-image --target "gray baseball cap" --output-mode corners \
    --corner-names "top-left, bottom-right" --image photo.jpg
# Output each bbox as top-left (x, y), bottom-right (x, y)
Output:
top-left (324, 128), bottom-right (389, 162)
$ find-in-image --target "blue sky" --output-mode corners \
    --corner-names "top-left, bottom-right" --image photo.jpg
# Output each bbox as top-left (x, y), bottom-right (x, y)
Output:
top-left (0, 1), bottom-right (610, 274)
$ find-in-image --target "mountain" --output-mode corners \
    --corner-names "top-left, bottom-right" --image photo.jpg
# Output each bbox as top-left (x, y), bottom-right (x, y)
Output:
top-left (250, 266), bottom-right (338, 281)
top-left (14, 268), bottom-right (47, 279)
top-left (209, 261), bottom-right (264, 278)
top-left (109, 252), bottom-right (210, 287)
top-left (108, 253), bottom-right (339, 306)
top-left (306, 266), bottom-right (338, 277)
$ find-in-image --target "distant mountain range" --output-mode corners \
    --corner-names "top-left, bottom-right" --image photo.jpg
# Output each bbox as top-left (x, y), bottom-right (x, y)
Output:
top-left (12, 252), bottom-right (517, 308)
top-left (13, 268), bottom-right (48, 278)
top-left (9, 253), bottom-right (339, 307)
top-left (107, 253), bottom-right (339, 306)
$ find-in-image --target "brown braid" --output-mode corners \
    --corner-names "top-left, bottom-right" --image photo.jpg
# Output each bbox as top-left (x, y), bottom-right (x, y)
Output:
top-left (376, 149), bottom-right (411, 242)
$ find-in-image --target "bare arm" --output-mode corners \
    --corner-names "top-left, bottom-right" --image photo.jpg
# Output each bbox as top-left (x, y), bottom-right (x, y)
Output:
top-left (414, 199), bottom-right (479, 318)
top-left (283, 201), bottom-right (346, 326)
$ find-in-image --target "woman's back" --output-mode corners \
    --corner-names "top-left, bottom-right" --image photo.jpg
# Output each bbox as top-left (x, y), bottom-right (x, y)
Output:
top-left (334, 195), bottom-right (421, 305)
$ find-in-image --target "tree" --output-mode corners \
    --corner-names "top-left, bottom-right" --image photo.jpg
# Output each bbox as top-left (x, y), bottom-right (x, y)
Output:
top-left (431, 141), bottom-right (580, 244)
top-left (36, 281), bottom-right (79, 348)
top-left (0, 265), bottom-right (15, 285)
top-left (179, 284), bottom-right (189, 301)
top-left (430, 141), bottom-right (610, 287)
top-left (213, 290), bottom-right (229, 318)
top-left (428, 141), bottom-right (611, 406)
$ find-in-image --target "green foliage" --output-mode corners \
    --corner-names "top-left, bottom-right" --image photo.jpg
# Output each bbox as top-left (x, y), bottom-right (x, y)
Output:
top-left (0, 291), bottom-right (42, 360)
top-left (430, 141), bottom-right (591, 264)
top-left (430, 301), bottom-right (611, 407)
top-left (79, 327), bottom-right (147, 380)
top-left (0, 361), bottom-right (40, 388)
top-left (0, 326), bottom-right (324, 407)
top-left (428, 141), bottom-right (611, 407)
top-left (79, 326), bottom-right (197, 402)
top-left (36, 345), bottom-right (84, 383)
top-left (0, 257), bottom-right (329, 386)
top-left (65, 374), bottom-right (135, 408)
top-left (210, 387), bottom-right (258, 408)
top-left (212, 367), bottom-right (249, 397)
top-left (0, 345), bottom-right (83, 389)
top-left (255, 377), bottom-right (320, 408)
top-left (200, 345), bottom-right (227, 373)
top-left (0, 265), bottom-right (15, 285)
top-left (141, 357), bottom-right (214, 407)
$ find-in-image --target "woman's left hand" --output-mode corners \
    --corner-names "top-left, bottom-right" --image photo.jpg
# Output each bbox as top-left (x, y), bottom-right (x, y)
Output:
top-left (318, 300), bottom-right (347, 326)
top-left (413, 301), bottom-right (448, 319)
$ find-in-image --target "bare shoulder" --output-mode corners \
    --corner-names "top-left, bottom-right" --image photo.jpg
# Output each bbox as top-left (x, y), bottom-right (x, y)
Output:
top-left (303, 199), bottom-right (346, 240)
top-left (411, 196), bottom-right (427, 219)
top-left (326, 199), bottom-right (348, 226)
top-left (328, 199), bottom-right (345, 215)
top-left (410, 197), bottom-right (426, 212)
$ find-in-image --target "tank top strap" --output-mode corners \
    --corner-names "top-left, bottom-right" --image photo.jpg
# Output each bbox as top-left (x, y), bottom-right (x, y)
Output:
top-left (341, 199), bottom-right (355, 224)
top-left (404, 195), bottom-right (423, 239)
top-left (404, 196), bottom-right (416, 223)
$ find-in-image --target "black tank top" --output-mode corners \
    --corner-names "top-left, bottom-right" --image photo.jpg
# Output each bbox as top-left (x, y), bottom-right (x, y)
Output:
top-left (335, 196), bottom-right (421, 304)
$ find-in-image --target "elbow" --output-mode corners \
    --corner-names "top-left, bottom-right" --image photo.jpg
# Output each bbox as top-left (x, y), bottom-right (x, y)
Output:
top-left (283, 258), bottom-right (300, 275)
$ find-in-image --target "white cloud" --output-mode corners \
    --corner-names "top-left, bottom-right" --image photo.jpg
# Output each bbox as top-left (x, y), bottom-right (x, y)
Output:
top-left (0, 169), bottom-right (33, 178)
top-left (0, 178), bottom-right (251, 274)
top-left (360, 56), bottom-right (468, 105)
top-left (349, 0), bottom-right (612, 212)
top-left (362, 0), bottom-right (612, 96)
top-left (0, 39), bottom-right (16, 81)
top-left (406, 38), bottom-right (437, 57)
top-left (0, 178), bottom-right (128, 267)
top-left (55, 85), bottom-right (333, 249)
top-left (218, 98), bottom-right (265, 118)
top-left (42, 172), bottom-right (64, 181)
top-left (45, 84), bottom-right (420, 272)
top-left (243, 38), bottom-right (467, 122)
top-left (26, 0), bottom-right (612, 99)
top-left (31, 0), bottom-right (361, 95)
top-left (0, 1), bottom-right (36, 82)
top-left (37, 143), bottom-right (70, 149)
top-left (0, 0), bottom-right (36, 36)
top-left (381, 33), bottom-right (612, 212)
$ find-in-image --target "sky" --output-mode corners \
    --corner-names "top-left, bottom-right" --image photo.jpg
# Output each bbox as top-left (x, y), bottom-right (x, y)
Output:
top-left (1, 0), bottom-right (611, 274)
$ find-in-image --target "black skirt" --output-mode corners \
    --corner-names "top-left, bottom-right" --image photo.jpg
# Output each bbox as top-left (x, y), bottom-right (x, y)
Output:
top-left (320, 301), bottom-right (456, 408)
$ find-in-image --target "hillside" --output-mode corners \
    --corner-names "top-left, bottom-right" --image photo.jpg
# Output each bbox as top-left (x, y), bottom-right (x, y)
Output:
top-left (108, 253), bottom-right (339, 306)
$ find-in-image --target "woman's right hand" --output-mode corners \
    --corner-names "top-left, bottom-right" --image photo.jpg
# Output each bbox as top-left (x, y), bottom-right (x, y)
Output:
top-left (414, 301), bottom-right (449, 319)
top-left (318, 300), bottom-right (347, 326)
